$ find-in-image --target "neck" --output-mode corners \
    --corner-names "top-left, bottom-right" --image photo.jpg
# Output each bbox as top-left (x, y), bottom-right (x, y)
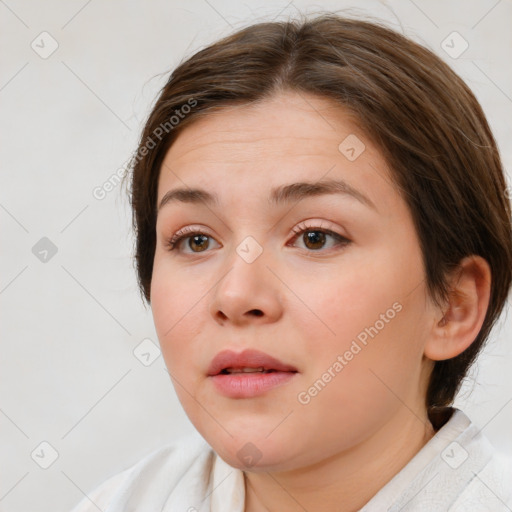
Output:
top-left (244, 408), bottom-right (435, 512)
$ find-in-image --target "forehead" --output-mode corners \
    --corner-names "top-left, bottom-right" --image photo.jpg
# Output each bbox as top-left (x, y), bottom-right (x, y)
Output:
top-left (163, 93), bottom-right (365, 163)
top-left (157, 92), bottom-right (397, 211)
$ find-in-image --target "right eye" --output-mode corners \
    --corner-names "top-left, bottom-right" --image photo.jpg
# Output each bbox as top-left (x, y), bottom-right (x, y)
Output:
top-left (165, 227), bottom-right (220, 254)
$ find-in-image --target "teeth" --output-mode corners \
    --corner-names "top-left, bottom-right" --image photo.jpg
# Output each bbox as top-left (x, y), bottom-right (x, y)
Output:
top-left (225, 367), bottom-right (267, 374)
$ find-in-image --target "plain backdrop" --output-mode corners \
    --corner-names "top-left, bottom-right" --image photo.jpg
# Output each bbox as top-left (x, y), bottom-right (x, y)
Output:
top-left (1, 1), bottom-right (511, 510)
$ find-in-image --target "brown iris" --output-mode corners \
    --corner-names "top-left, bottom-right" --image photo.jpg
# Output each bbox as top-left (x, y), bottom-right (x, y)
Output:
top-left (303, 230), bottom-right (326, 250)
top-left (188, 234), bottom-right (210, 252)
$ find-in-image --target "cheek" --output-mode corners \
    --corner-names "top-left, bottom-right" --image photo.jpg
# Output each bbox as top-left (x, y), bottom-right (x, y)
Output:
top-left (293, 245), bottom-right (428, 379)
top-left (291, 294), bottom-right (428, 456)
top-left (150, 258), bottom-right (208, 373)
top-left (288, 256), bottom-right (398, 352)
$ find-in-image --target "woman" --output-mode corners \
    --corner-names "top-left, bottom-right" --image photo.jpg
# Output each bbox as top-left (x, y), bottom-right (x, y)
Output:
top-left (72, 12), bottom-right (512, 511)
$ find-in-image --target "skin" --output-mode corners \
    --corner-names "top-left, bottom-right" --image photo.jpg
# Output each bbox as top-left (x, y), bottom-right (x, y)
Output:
top-left (150, 91), bottom-right (491, 511)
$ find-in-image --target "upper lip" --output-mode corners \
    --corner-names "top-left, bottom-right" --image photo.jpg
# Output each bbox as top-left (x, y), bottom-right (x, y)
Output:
top-left (207, 349), bottom-right (298, 376)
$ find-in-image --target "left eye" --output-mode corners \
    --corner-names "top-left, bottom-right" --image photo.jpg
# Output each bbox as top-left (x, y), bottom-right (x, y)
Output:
top-left (289, 226), bottom-right (350, 252)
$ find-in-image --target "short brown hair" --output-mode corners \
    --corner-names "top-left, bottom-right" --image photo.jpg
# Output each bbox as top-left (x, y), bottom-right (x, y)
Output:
top-left (124, 13), bottom-right (512, 408)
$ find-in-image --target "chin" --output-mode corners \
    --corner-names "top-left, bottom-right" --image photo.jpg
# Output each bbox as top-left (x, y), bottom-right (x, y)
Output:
top-left (204, 432), bottom-right (302, 473)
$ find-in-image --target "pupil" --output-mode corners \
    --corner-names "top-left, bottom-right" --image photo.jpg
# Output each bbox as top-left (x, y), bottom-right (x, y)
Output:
top-left (305, 231), bottom-right (325, 250)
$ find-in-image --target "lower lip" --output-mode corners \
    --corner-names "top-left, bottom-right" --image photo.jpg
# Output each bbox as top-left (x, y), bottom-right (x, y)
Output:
top-left (210, 371), bottom-right (296, 398)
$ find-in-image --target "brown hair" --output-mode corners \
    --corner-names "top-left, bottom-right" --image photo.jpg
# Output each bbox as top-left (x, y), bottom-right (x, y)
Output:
top-left (124, 12), bottom-right (512, 408)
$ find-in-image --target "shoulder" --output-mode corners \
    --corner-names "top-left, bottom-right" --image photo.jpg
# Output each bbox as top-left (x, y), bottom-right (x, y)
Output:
top-left (435, 409), bottom-right (512, 509)
top-left (367, 408), bottom-right (512, 511)
top-left (451, 448), bottom-right (512, 510)
top-left (448, 409), bottom-right (512, 509)
top-left (70, 433), bottom-right (214, 512)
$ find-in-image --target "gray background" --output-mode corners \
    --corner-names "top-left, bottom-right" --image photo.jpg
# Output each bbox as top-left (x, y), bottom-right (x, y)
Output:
top-left (1, 0), bottom-right (511, 510)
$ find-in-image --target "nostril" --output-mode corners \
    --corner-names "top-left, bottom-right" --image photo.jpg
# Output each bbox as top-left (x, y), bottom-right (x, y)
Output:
top-left (249, 309), bottom-right (263, 317)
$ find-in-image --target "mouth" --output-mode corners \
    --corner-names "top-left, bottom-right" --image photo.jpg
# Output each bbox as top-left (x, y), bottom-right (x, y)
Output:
top-left (207, 349), bottom-right (298, 398)
top-left (219, 367), bottom-right (276, 374)
top-left (207, 348), bottom-right (298, 376)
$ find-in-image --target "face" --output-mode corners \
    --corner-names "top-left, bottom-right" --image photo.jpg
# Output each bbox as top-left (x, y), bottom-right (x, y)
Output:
top-left (151, 91), bottom-right (436, 472)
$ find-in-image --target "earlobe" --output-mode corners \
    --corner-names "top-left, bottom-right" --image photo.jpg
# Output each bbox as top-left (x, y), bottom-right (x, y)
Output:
top-left (424, 256), bottom-right (491, 361)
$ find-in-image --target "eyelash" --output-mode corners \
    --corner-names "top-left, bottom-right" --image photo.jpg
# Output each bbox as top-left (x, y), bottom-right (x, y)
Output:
top-left (164, 221), bottom-right (351, 254)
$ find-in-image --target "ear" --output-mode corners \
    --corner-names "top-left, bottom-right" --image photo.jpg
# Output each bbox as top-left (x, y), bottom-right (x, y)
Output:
top-left (424, 255), bottom-right (491, 361)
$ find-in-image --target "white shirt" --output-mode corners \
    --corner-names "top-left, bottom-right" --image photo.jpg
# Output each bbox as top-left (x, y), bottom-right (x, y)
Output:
top-left (71, 408), bottom-right (512, 511)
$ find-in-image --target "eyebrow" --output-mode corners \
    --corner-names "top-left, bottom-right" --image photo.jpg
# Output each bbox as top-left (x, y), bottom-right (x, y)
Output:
top-left (157, 178), bottom-right (376, 213)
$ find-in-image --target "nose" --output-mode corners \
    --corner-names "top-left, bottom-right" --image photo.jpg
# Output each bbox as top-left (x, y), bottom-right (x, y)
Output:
top-left (209, 246), bottom-right (284, 326)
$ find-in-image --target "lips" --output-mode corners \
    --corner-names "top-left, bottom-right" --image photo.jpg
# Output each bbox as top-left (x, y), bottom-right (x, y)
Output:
top-left (207, 349), bottom-right (298, 376)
